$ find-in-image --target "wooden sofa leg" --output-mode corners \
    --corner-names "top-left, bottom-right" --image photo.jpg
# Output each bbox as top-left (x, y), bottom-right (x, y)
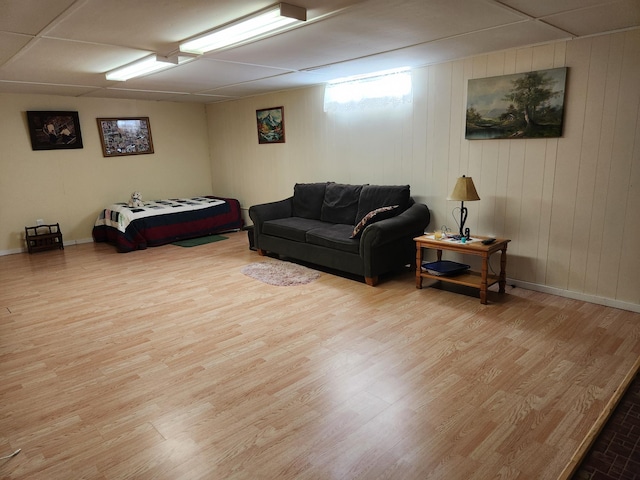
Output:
top-left (365, 276), bottom-right (378, 286)
top-left (256, 248), bottom-right (267, 256)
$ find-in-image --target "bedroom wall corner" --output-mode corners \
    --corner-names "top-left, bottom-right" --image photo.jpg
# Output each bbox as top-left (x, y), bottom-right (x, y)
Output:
top-left (0, 93), bottom-right (213, 253)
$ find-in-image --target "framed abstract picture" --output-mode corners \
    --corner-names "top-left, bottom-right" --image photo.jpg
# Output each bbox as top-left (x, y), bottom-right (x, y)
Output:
top-left (96, 117), bottom-right (154, 157)
top-left (26, 111), bottom-right (84, 150)
top-left (256, 106), bottom-right (285, 144)
top-left (465, 67), bottom-right (568, 139)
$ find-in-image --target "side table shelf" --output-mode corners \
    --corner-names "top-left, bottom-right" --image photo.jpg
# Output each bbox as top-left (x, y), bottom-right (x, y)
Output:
top-left (414, 235), bottom-right (511, 304)
top-left (25, 223), bottom-right (64, 253)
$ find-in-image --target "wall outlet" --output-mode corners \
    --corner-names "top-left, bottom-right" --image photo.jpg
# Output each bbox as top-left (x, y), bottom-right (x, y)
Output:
top-left (36, 219), bottom-right (44, 226)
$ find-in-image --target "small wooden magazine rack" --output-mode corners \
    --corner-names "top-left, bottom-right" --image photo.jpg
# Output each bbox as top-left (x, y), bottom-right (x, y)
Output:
top-left (25, 223), bottom-right (64, 253)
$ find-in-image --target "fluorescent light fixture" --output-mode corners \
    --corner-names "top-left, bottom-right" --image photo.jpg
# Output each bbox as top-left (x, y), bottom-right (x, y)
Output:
top-left (106, 54), bottom-right (181, 81)
top-left (179, 3), bottom-right (306, 55)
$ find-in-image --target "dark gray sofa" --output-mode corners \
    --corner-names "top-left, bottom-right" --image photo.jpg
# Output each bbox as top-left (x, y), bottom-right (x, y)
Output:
top-left (248, 182), bottom-right (430, 285)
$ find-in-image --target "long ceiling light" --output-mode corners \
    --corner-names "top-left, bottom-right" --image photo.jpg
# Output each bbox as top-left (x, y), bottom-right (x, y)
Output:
top-left (106, 54), bottom-right (183, 81)
top-left (179, 3), bottom-right (306, 55)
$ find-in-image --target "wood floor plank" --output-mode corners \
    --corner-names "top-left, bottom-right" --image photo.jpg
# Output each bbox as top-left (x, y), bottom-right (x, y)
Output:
top-left (0, 231), bottom-right (639, 479)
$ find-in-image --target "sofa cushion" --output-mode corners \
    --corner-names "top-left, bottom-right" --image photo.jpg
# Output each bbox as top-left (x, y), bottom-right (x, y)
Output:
top-left (320, 183), bottom-right (363, 225)
top-left (262, 217), bottom-right (329, 242)
top-left (306, 224), bottom-right (360, 254)
top-left (355, 185), bottom-right (410, 225)
top-left (292, 182), bottom-right (328, 220)
top-left (350, 205), bottom-right (400, 239)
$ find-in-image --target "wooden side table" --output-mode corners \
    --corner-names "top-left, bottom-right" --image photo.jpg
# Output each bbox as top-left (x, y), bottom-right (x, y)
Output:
top-left (414, 235), bottom-right (510, 304)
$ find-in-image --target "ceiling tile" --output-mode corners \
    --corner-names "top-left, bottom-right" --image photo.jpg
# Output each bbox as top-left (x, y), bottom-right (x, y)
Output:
top-left (209, 0), bottom-right (527, 71)
top-left (0, 0), bottom-right (76, 35)
top-left (542, 0), bottom-right (640, 36)
top-left (0, 81), bottom-right (98, 97)
top-left (497, 0), bottom-right (609, 18)
top-left (0, 37), bottom-right (149, 86)
top-left (0, 32), bottom-right (32, 65)
top-left (118, 58), bottom-right (295, 93)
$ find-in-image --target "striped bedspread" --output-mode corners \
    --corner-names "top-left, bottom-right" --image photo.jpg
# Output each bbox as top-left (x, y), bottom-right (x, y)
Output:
top-left (92, 196), bottom-right (243, 252)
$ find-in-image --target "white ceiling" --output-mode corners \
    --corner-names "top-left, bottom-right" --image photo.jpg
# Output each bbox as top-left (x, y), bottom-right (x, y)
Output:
top-left (1, 0), bottom-right (638, 104)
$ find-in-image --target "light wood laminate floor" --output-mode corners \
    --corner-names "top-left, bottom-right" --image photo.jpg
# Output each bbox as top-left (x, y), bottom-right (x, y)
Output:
top-left (1, 232), bottom-right (639, 479)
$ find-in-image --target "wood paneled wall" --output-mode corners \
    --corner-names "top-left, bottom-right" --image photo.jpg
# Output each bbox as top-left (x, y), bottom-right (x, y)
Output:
top-left (207, 30), bottom-right (640, 309)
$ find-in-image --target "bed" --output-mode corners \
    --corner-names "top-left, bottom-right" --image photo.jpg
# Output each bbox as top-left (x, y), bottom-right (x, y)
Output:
top-left (92, 196), bottom-right (243, 252)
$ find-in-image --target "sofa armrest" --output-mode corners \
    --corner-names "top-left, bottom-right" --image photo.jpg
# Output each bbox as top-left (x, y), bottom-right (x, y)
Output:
top-left (360, 203), bottom-right (430, 249)
top-left (249, 197), bottom-right (293, 224)
top-left (248, 197), bottom-right (293, 249)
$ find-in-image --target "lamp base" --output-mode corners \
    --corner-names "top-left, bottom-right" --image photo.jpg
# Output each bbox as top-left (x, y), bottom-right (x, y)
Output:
top-left (458, 203), bottom-right (468, 237)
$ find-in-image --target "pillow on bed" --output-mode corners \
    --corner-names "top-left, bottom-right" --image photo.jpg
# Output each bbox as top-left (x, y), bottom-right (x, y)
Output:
top-left (350, 205), bottom-right (399, 239)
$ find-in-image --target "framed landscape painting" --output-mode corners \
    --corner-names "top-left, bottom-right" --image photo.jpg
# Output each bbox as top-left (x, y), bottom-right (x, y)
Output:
top-left (97, 117), bottom-right (154, 157)
top-left (26, 111), bottom-right (83, 150)
top-left (465, 67), bottom-right (568, 140)
top-left (256, 106), bottom-right (285, 144)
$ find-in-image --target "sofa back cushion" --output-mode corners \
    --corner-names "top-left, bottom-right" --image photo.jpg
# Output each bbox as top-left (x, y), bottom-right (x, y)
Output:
top-left (321, 183), bottom-right (363, 224)
top-left (292, 182), bottom-right (328, 219)
top-left (355, 185), bottom-right (410, 225)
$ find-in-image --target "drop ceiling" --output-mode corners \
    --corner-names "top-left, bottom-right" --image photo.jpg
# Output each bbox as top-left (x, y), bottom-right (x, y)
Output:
top-left (0, 0), bottom-right (638, 103)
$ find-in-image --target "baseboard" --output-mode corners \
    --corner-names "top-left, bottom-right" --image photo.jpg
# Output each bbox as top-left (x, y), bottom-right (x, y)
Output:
top-left (0, 247), bottom-right (24, 256)
top-left (68, 237), bottom-right (94, 246)
top-left (507, 278), bottom-right (640, 314)
top-left (0, 237), bottom-right (94, 257)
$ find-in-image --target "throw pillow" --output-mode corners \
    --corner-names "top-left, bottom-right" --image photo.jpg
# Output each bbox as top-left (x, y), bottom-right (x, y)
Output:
top-left (320, 183), bottom-right (363, 224)
top-left (292, 182), bottom-right (329, 219)
top-left (350, 205), bottom-right (399, 239)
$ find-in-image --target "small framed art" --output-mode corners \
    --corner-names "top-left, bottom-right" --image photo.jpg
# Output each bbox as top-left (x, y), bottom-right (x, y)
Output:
top-left (96, 117), bottom-right (154, 157)
top-left (256, 106), bottom-right (285, 144)
top-left (26, 111), bottom-right (83, 150)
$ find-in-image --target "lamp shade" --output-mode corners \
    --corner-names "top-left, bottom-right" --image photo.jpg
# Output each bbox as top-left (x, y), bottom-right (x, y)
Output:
top-left (448, 175), bottom-right (480, 202)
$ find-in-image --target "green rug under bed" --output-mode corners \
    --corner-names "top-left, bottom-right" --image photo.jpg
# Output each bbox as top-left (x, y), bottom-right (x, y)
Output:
top-left (171, 234), bottom-right (228, 247)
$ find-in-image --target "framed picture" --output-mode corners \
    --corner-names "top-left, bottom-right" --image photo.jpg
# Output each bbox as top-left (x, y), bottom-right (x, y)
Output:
top-left (26, 111), bottom-right (83, 150)
top-left (96, 117), bottom-right (154, 157)
top-left (465, 67), bottom-right (568, 139)
top-left (256, 106), bottom-right (285, 144)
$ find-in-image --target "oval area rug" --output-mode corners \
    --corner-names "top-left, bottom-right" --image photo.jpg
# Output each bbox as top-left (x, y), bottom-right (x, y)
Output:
top-left (241, 261), bottom-right (320, 286)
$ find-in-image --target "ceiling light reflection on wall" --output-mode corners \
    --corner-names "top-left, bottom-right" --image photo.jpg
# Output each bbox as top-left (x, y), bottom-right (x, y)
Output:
top-left (179, 3), bottom-right (306, 55)
top-left (106, 54), bottom-right (184, 81)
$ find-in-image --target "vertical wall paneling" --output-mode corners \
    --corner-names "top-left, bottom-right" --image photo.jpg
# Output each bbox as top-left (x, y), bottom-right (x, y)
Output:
top-left (537, 138), bottom-right (558, 285)
top-left (594, 32), bottom-right (627, 299)
top-left (605, 30), bottom-right (640, 302)
top-left (410, 67), bottom-right (429, 207)
top-left (617, 43), bottom-right (640, 303)
top-left (504, 139), bottom-right (526, 276)
top-left (569, 36), bottom-right (608, 293)
top-left (546, 38), bottom-right (591, 289)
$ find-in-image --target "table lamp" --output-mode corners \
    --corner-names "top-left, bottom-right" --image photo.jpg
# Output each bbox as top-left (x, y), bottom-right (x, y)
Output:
top-left (447, 175), bottom-right (480, 237)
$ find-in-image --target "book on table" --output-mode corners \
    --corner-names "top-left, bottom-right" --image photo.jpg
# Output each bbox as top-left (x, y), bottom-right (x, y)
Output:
top-left (421, 260), bottom-right (470, 276)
